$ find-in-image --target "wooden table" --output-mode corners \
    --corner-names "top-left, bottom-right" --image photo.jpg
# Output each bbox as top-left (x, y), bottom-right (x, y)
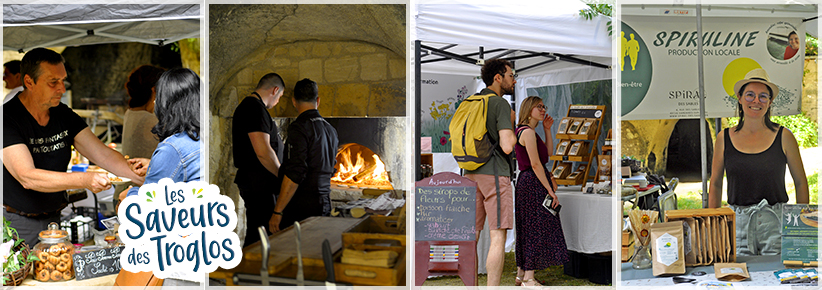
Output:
top-left (19, 273), bottom-right (116, 287)
top-left (211, 216), bottom-right (363, 285)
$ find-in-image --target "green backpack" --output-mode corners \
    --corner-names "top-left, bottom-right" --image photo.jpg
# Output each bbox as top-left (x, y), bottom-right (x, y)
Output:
top-left (449, 93), bottom-right (498, 170)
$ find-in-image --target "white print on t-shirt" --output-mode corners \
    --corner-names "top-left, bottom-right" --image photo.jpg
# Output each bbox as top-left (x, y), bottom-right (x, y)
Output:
top-left (30, 130), bottom-right (69, 153)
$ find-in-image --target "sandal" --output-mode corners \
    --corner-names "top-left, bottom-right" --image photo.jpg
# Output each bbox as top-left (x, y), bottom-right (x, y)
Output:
top-left (515, 276), bottom-right (522, 286)
top-left (521, 278), bottom-right (543, 289)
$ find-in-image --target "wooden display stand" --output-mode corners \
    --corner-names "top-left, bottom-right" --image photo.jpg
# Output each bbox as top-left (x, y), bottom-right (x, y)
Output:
top-left (664, 208), bottom-right (736, 265)
top-left (550, 105), bottom-right (607, 190)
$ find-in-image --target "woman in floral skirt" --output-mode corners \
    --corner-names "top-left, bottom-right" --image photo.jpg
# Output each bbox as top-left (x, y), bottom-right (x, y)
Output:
top-left (514, 96), bottom-right (569, 287)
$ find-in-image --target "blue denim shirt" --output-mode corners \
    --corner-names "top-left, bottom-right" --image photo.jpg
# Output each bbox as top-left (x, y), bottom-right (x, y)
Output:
top-left (127, 132), bottom-right (201, 196)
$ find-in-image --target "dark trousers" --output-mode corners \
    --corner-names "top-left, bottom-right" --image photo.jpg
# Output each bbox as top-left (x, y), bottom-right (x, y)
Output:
top-left (238, 184), bottom-right (276, 248)
top-left (280, 193), bottom-right (331, 230)
top-left (2, 207), bottom-right (60, 247)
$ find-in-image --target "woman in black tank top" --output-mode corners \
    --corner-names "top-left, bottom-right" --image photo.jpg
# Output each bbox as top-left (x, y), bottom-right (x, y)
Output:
top-left (708, 68), bottom-right (809, 255)
top-left (708, 68), bottom-right (809, 208)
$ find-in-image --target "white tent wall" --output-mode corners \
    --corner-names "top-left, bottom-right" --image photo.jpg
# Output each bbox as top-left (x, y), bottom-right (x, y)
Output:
top-left (415, 1), bottom-right (614, 276)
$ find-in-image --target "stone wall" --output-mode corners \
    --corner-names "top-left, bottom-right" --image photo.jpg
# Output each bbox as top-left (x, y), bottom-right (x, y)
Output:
top-left (208, 4), bottom-right (405, 243)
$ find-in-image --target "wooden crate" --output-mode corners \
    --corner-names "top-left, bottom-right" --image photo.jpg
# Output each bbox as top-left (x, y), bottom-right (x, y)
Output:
top-left (342, 215), bottom-right (406, 247)
top-left (334, 244), bottom-right (405, 286)
top-left (664, 208), bottom-right (736, 265)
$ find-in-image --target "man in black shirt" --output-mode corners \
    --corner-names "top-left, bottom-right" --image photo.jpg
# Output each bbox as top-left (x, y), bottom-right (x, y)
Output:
top-left (232, 73), bottom-right (285, 246)
top-left (269, 78), bottom-right (338, 232)
top-left (3, 48), bottom-right (144, 244)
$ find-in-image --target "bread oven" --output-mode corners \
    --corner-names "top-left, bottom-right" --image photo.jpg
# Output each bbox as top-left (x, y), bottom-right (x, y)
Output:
top-left (275, 117), bottom-right (405, 206)
top-left (332, 143), bottom-right (393, 190)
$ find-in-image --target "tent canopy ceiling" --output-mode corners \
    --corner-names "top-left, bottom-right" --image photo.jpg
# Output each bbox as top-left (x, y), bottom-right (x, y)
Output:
top-left (415, 3), bottom-right (612, 77)
top-left (3, 4), bottom-right (200, 52)
top-left (621, 3), bottom-right (819, 38)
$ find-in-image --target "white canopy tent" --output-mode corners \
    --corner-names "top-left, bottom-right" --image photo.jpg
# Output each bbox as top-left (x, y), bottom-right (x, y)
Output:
top-left (414, 1), bottom-right (613, 176)
top-left (3, 4), bottom-right (200, 52)
top-left (414, 1), bottom-right (614, 274)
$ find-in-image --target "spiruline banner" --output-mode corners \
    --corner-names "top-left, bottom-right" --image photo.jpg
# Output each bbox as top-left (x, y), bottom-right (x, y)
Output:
top-left (620, 16), bottom-right (803, 120)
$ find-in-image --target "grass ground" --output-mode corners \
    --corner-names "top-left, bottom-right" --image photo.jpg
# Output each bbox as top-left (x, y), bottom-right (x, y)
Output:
top-left (421, 251), bottom-right (603, 286)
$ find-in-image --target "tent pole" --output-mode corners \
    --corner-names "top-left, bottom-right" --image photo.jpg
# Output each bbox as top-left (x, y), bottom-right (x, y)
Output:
top-left (696, 3), bottom-right (709, 208)
top-left (416, 40), bottom-right (422, 181)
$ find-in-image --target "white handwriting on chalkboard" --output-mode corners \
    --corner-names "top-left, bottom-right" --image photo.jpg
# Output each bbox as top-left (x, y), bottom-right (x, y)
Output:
top-left (428, 178), bottom-right (461, 186)
top-left (423, 223), bottom-right (475, 240)
top-left (416, 186), bottom-right (476, 241)
top-left (417, 187), bottom-right (472, 205)
top-left (73, 247), bottom-right (124, 280)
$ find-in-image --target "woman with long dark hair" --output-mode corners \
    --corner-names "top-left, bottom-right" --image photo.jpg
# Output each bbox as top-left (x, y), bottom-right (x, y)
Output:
top-left (708, 68), bottom-right (808, 256)
top-left (513, 96), bottom-right (569, 287)
top-left (121, 67), bottom-right (201, 198)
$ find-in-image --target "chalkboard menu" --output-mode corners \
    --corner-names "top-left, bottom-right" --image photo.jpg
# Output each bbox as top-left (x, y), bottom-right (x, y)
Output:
top-left (415, 172), bottom-right (476, 241)
top-left (568, 105), bottom-right (604, 119)
top-left (73, 246), bottom-right (124, 280)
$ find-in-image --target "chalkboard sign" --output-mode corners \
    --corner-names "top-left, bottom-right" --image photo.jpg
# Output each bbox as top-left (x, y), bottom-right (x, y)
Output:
top-left (568, 105), bottom-right (603, 119)
top-left (415, 172), bottom-right (476, 241)
top-left (73, 246), bottom-right (124, 280)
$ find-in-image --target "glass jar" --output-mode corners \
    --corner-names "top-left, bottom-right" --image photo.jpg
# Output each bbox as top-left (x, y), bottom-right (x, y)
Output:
top-left (632, 244), bottom-right (652, 269)
top-left (32, 222), bottom-right (75, 282)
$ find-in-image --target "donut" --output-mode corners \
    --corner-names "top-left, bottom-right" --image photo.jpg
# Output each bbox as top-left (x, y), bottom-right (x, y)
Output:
top-left (55, 261), bottom-right (69, 272)
top-left (50, 270), bottom-right (63, 281)
top-left (38, 251), bottom-right (49, 262)
top-left (62, 268), bottom-right (73, 279)
top-left (47, 255), bottom-right (59, 265)
top-left (44, 262), bottom-right (55, 271)
top-left (49, 245), bottom-right (62, 256)
top-left (37, 269), bottom-right (50, 282)
top-left (34, 262), bottom-right (43, 272)
top-left (60, 253), bottom-right (71, 263)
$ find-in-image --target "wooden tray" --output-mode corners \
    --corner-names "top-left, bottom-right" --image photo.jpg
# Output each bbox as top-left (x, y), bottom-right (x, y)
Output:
top-left (665, 208), bottom-right (736, 265)
top-left (236, 217), bottom-right (364, 276)
top-left (334, 244), bottom-right (405, 286)
top-left (342, 215), bottom-right (406, 247)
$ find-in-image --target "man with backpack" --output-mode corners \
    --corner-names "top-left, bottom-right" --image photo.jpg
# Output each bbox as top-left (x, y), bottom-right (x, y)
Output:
top-left (451, 58), bottom-right (517, 286)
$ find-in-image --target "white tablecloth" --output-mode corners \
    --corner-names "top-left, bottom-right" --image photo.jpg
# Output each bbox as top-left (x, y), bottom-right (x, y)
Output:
top-left (556, 188), bottom-right (613, 253)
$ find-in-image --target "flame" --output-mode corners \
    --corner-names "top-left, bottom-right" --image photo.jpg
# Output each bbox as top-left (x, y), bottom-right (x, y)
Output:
top-left (332, 145), bottom-right (391, 189)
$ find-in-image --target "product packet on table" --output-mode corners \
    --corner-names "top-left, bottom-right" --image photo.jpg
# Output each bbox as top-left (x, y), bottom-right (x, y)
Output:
top-left (775, 268), bottom-right (800, 284)
top-left (714, 263), bottom-right (749, 282)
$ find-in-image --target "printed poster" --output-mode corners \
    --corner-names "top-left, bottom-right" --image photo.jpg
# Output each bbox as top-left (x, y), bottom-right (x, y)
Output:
top-left (621, 16), bottom-right (803, 120)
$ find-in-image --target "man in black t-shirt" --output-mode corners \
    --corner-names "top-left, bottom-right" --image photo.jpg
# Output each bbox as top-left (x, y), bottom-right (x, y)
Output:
top-left (3, 48), bottom-right (144, 245)
top-left (269, 78), bottom-right (338, 233)
top-left (232, 73), bottom-right (285, 246)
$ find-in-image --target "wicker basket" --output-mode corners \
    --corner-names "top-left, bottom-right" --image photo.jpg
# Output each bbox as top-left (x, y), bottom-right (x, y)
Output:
top-left (2, 236), bottom-right (33, 286)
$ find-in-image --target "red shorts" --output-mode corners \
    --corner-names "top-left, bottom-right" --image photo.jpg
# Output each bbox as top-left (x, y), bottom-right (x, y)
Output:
top-left (465, 174), bottom-right (514, 231)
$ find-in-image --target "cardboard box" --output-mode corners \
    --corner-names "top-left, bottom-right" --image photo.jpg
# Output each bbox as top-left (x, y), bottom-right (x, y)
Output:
top-left (566, 118), bottom-right (583, 135)
top-left (556, 117), bottom-right (572, 134)
top-left (552, 162), bottom-right (572, 179)
top-left (568, 141), bottom-right (588, 156)
top-left (578, 119), bottom-right (598, 136)
top-left (555, 140), bottom-right (571, 156)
